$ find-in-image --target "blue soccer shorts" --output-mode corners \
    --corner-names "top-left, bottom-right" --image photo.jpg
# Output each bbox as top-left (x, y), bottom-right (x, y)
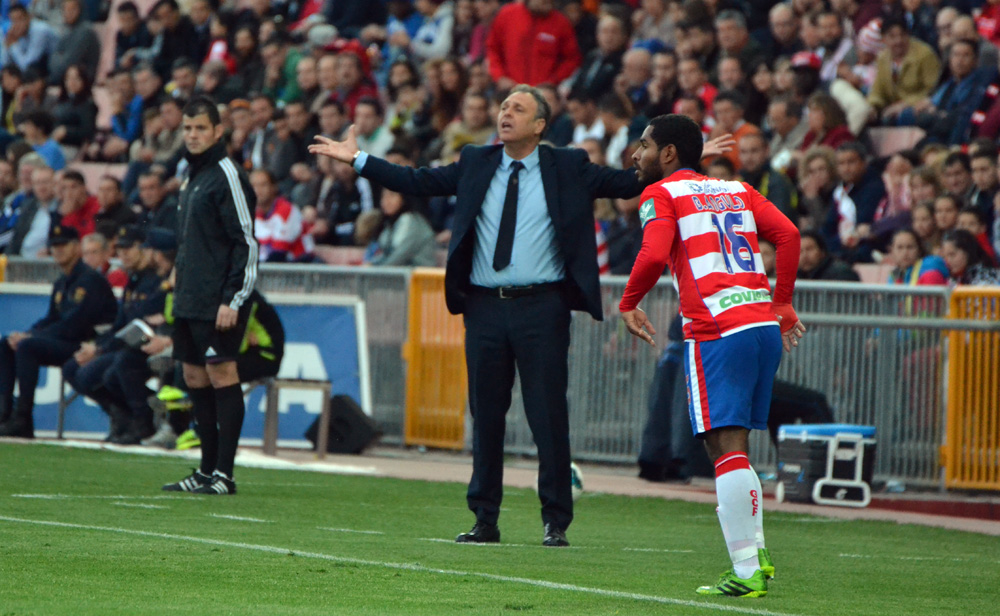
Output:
top-left (683, 325), bottom-right (783, 437)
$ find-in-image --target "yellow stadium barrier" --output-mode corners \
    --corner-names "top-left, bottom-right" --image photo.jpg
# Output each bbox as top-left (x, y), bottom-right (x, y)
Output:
top-left (0, 254), bottom-right (6, 283)
top-left (402, 268), bottom-right (468, 450)
top-left (943, 287), bottom-right (1000, 490)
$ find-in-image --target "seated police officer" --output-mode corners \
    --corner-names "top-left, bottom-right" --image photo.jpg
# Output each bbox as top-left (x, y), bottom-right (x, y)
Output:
top-left (0, 225), bottom-right (118, 437)
top-left (62, 225), bottom-right (167, 443)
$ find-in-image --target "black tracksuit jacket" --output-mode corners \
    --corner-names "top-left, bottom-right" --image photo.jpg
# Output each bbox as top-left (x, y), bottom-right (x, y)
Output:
top-left (174, 141), bottom-right (258, 321)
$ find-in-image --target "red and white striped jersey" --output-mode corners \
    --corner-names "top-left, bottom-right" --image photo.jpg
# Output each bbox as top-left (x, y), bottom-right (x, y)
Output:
top-left (255, 197), bottom-right (313, 261)
top-left (637, 169), bottom-right (777, 341)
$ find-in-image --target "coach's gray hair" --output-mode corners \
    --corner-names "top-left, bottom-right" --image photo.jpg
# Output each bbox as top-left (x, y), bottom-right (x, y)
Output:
top-left (715, 9), bottom-right (747, 30)
top-left (509, 84), bottom-right (551, 133)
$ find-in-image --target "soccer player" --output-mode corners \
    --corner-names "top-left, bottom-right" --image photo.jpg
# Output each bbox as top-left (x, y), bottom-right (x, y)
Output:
top-left (619, 115), bottom-right (805, 597)
top-left (161, 96), bottom-right (258, 495)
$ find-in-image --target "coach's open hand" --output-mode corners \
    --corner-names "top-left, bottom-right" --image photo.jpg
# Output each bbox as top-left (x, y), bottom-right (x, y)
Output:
top-left (308, 126), bottom-right (359, 163)
top-left (216, 305), bottom-right (238, 331)
top-left (621, 308), bottom-right (657, 346)
top-left (702, 133), bottom-right (736, 159)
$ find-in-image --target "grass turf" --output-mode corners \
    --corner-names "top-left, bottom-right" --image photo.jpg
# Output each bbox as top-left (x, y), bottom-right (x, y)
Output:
top-left (0, 443), bottom-right (997, 616)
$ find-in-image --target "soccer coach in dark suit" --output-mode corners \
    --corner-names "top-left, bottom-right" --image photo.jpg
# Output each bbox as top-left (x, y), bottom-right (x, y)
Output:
top-left (311, 85), bottom-right (640, 547)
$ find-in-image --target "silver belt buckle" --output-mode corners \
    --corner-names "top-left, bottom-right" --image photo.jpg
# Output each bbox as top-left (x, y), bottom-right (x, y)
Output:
top-left (498, 286), bottom-right (510, 299)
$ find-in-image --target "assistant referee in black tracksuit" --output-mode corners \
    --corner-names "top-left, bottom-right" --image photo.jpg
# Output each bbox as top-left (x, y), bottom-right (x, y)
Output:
top-left (162, 96), bottom-right (258, 495)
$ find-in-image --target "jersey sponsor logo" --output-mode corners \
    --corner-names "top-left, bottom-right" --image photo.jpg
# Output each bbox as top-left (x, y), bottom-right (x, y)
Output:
top-left (718, 289), bottom-right (770, 309)
top-left (639, 198), bottom-right (656, 225)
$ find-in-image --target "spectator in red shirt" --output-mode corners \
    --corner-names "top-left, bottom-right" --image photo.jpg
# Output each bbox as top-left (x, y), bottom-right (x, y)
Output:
top-left (330, 52), bottom-right (379, 120)
top-left (250, 169), bottom-right (312, 263)
top-left (486, 0), bottom-right (581, 89)
top-left (56, 169), bottom-right (100, 238)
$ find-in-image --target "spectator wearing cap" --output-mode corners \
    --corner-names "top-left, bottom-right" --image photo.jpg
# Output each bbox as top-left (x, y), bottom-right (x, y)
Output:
top-left (62, 224), bottom-right (167, 443)
top-left (114, 2), bottom-right (152, 70)
top-left (151, 0), bottom-right (201, 80)
top-left (797, 230), bottom-right (860, 281)
top-left (895, 39), bottom-right (990, 144)
top-left (330, 52), bottom-right (380, 121)
top-left (839, 18), bottom-right (883, 95)
top-left (706, 90), bottom-right (760, 171)
top-left (790, 50), bottom-right (871, 136)
top-left (571, 11), bottom-right (629, 100)
top-left (6, 164), bottom-right (55, 258)
top-left (868, 16), bottom-right (941, 123)
top-left (47, 0), bottom-right (100, 87)
top-left (486, 0), bottom-right (581, 89)
top-left (81, 231), bottom-right (129, 291)
top-left (94, 175), bottom-right (137, 239)
top-left (17, 110), bottom-right (66, 171)
top-left (0, 4), bottom-right (59, 73)
top-left (0, 223), bottom-right (117, 438)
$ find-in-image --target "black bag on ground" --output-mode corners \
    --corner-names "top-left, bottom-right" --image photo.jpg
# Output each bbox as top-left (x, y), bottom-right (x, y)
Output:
top-left (304, 395), bottom-right (382, 454)
top-left (766, 380), bottom-right (835, 446)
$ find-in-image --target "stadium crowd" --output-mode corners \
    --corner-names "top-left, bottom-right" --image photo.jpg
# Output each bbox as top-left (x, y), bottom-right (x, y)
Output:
top-left (0, 0), bottom-right (994, 507)
top-left (0, 0), bottom-right (999, 285)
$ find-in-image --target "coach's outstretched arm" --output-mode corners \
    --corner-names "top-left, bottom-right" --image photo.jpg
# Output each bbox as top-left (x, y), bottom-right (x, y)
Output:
top-left (309, 126), bottom-right (460, 197)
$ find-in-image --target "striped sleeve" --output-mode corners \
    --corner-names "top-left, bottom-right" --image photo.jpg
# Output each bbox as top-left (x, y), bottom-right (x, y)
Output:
top-left (218, 158), bottom-right (259, 310)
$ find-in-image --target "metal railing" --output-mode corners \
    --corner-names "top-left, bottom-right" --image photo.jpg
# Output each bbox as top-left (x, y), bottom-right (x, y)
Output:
top-left (3, 258), bottom-right (995, 487)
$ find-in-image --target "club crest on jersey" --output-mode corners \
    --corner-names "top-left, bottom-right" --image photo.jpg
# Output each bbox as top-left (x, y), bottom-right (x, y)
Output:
top-left (691, 193), bottom-right (746, 213)
top-left (639, 198), bottom-right (656, 225)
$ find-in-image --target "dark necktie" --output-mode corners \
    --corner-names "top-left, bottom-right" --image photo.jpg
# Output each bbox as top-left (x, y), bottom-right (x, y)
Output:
top-left (492, 161), bottom-right (523, 271)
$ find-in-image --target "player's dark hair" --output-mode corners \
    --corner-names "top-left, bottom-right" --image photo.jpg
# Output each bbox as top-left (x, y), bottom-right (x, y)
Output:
top-left (183, 95), bottom-right (221, 126)
top-left (648, 114), bottom-right (704, 168)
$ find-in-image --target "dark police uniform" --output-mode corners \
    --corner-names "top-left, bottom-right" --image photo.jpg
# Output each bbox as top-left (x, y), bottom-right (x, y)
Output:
top-left (62, 226), bottom-right (167, 442)
top-left (0, 225), bottom-right (118, 437)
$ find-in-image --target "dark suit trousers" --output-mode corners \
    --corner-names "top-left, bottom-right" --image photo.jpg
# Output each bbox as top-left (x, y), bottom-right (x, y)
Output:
top-left (0, 336), bottom-right (78, 420)
top-left (463, 288), bottom-right (574, 530)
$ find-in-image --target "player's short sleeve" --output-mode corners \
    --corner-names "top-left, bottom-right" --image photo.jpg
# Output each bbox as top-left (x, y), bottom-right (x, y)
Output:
top-left (637, 185), bottom-right (675, 229)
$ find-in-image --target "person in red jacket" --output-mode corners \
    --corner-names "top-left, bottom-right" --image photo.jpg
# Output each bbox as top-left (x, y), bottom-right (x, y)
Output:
top-left (57, 170), bottom-right (100, 239)
top-left (486, 0), bottom-right (581, 89)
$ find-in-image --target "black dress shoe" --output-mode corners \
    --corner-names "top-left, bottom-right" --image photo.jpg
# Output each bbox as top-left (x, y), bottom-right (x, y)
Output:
top-left (455, 521), bottom-right (500, 543)
top-left (542, 523), bottom-right (569, 547)
top-left (0, 418), bottom-right (34, 438)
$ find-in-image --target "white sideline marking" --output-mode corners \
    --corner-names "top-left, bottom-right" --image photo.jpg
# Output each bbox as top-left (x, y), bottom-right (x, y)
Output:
top-left (318, 527), bottom-right (384, 535)
top-left (113, 502), bottom-right (169, 510)
top-left (13, 494), bottom-right (190, 500)
top-left (418, 537), bottom-right (593, 551)
top-left (0, 515), bottom-right (805, 616)
top-left (840, 553), bottom-right (973, 563)
top-left (624, 548), bottom-right (696, 554)
top-left (208, 514), bottom-right (270, 523)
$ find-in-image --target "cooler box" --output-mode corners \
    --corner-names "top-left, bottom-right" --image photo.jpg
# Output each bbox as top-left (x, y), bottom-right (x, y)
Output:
top-left (776, 424), bottom-right (876, 508)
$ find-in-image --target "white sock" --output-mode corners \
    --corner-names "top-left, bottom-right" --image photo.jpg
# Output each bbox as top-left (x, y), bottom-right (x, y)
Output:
top-left (749, 464), bottom-right (765, 550)
top-left (714, 451), bottom-right (760, 579)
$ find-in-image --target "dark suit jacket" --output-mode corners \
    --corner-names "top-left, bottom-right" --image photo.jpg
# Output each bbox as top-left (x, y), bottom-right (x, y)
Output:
top-left (360, 144), bottom-right (642, 320)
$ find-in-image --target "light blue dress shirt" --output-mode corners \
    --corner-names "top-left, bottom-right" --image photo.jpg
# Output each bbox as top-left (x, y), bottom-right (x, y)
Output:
top-left (355, 148), bottom-right (565, 287)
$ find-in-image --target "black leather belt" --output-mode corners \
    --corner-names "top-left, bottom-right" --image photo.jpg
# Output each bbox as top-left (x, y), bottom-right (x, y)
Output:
top-left (469, 281), bottom-right (563, 299)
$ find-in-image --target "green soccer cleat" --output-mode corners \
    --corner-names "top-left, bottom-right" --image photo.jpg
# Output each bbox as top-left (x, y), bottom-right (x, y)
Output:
top-left (696, 569), bottom-right (768, 598)
top-left (758, 548), bottom-right (775, 580)
top-left (175, 429), bottom-right (201, 450)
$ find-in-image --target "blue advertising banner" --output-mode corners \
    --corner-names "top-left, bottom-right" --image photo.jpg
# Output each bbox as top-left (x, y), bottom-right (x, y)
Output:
top-left (0, 286), bottom-right (370, 446)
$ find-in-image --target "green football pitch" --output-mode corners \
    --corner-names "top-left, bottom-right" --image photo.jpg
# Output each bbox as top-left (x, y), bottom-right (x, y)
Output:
top-left (1, 444), bottom-right (996, 616)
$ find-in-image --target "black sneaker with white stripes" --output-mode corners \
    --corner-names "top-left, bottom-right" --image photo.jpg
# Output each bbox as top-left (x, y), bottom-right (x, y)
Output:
top-left (162, 469), bottom-right (213, 492)
top-left (193, 472), bottom-right (237, 495)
